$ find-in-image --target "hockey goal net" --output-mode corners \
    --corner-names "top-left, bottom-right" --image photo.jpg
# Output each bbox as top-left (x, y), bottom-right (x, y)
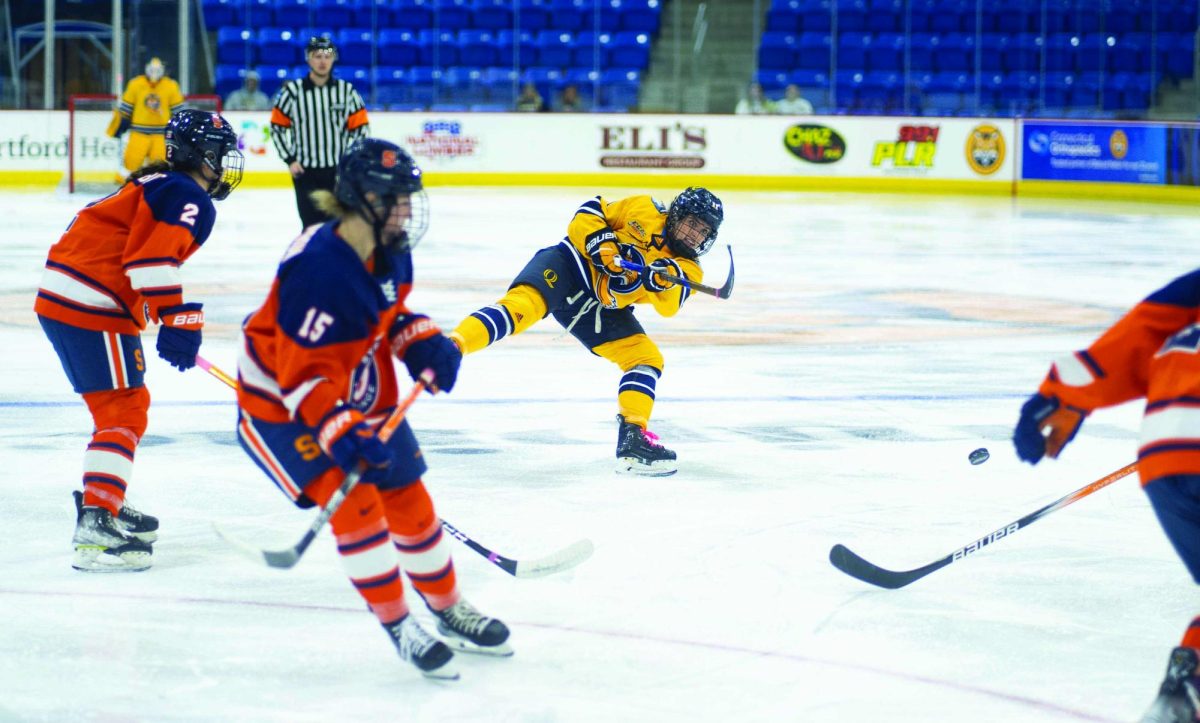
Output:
top-left (67, 94), bottom-right (222, 193)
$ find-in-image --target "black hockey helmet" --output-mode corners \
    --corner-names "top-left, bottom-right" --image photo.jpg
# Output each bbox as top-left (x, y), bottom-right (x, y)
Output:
top-left (164, 109), bottom-right (244, 200)
top-left (335, 138), bottom-right (428, 252)
top-left (664, 186), bottom-right (723, 259)
top-left (306, 35), bottom-right (337, 59)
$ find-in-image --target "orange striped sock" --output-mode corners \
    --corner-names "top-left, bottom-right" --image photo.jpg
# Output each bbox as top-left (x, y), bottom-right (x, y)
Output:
top-left (382, 484), bottom-right (460, 611)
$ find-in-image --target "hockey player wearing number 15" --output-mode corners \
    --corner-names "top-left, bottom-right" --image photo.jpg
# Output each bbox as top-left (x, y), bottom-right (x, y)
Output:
top-left (450, 187), bottom-right (724, 476)
top-left (34, 109), bottom-right (243, 572)
top-left (1011, 269), bottom-right (1200, 722)
top-left (235, 139), bottom-right (509, 680)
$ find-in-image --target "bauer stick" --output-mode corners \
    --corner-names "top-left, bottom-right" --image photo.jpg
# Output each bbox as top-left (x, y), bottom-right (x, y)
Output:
top-left (617, 244), bottom-right (735, 299)
top-left (197, 356), bottom-right (595, 577)
top-left (828, 460), bottom-right (1138, 589)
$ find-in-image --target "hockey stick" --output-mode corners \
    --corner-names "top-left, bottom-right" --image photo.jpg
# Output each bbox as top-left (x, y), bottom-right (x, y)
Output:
top-left (197, 356), bottom-right (595, 576)
top-left (216, 370), bottom-right (432, 569)
top-left (617, 244), bottom-right (735, 299)
top-left (829, 460), bottom-right (1138, 589)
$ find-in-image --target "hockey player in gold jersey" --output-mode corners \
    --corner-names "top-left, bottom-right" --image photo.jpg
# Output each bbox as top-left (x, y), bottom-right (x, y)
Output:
top-left (107, 58), bottom-right (186, 173)
top-left (450, 187), bottom-right (724, 476)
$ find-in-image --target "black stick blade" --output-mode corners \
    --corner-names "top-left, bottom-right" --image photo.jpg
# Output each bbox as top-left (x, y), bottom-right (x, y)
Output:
top-left (828, 544), bottom-right (949, 590)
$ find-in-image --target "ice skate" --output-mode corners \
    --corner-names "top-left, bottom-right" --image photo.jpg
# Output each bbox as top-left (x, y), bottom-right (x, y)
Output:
top-left (615, 414), bottom-right (677, 477)
top-left (71, 496), bottom-right (153, 572)
top-left (1143, 647), bottom-right (1200, 723)
top-left (431, 599), bottom-right (513, 656)
top-left (385, 615), bottom-right (459, 680)
top-left (75, 490), bottom-right (158, 543)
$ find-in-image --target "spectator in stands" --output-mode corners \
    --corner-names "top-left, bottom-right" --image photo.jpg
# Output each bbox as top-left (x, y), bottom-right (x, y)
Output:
top-left (734, 82), bottom-right (773, 115)
top-left (556, 84), bottom-right (585, 112)
top-left (773, 84), bottom-right (814, 115)
top-left (225, 70), bottom-right (271, 111)
top-left (516, 82), bottom-right (544, 112)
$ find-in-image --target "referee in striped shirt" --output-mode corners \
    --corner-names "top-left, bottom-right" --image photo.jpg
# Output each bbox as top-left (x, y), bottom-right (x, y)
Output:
top-left (270, 37), bottom-right (370, 227)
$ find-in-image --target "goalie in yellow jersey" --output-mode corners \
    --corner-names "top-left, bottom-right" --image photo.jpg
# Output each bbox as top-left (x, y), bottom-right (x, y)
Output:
top-left (450, 187), bottom-right (724, 477)
top-left (106, 58), bottom-right (186, 173)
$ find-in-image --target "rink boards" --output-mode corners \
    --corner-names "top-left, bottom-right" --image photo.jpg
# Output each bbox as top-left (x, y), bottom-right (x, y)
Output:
top-left (1, 109), bottom-right (1198, 202)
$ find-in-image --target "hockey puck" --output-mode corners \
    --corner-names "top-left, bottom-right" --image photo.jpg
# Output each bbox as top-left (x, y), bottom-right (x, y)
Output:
top-left (968, 448), bottom-right (990, 465)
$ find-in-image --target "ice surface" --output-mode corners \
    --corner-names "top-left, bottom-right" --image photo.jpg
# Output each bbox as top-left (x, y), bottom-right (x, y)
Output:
top-left (2, 184), bottom-right (1198, 722)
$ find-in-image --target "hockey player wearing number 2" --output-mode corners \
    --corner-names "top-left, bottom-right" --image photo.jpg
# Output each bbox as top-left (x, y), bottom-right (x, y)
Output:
top-left (1012, 270), bottom-right (1200, 722)
top-left (34, 109), bottom-right (243, 573)
top-left (235, 139), bottom-right (509, 680)
top-left (450, 187), bottom-right (724, 476)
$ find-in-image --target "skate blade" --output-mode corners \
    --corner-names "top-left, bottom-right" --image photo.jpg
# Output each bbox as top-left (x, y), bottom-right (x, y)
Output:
top-left (419, 662), bottom-right (461, 681)
top-left (72, 545), bottom-right (152, 572)
top-left (615, 459), bottom-right (678, 477)
top-left (440, 636), bottom-right (514, 657)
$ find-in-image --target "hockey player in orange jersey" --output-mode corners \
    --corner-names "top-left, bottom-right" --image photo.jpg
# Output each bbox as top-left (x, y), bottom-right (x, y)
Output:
top-left (235, 138), bottom-right (510, 679)
top-left (450, 187), bottom-right (724, 476)
top-left (1012, 270), bottom-right (1200, 721)
top-left (35, 109), bottom-right (243, 572)
top-left (107, 58), bottom-right (187, 174)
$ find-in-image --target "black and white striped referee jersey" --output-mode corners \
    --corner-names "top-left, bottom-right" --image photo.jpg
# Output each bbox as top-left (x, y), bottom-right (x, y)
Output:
top-left (270, 75), bottom-right (370, 169)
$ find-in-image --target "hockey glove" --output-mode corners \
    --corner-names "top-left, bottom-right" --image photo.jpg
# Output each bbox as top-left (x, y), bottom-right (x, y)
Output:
top-left (390, 313), bottom-right (461, 393)
top-left (156, 302), bottom-right (204, 371)
top-left (585, 227), bottom-right (628, 278)
top-left (642, 258), bottom-right (682, 293)
top-left (1013, 392), bottom-right (1087, 464)
top-left (317, 405), bottom-right (393, 483)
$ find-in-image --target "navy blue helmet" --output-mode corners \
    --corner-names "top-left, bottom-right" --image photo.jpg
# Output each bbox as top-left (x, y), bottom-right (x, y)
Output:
top-left (665, 186), bottom-right (723, 259)
top-left (335, 138), bottom-right (428, 252)
top-left (164, 109), bottom-right (243, 200)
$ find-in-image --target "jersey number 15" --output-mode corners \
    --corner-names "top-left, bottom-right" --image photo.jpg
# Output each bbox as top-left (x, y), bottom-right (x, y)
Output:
top-left (298, 307), bottom-right (334, 342)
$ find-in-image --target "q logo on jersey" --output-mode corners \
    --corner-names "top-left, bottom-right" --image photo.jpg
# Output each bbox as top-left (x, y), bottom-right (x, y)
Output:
top-left (784, 124), bottom-right (846, 164)
top-left (965, 123), bottom-right (1005, 175)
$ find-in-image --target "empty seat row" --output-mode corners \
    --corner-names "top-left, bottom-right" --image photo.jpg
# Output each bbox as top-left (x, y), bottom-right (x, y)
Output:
top-left (765, 0), bottom-right (1196, 35)
top-left (202, 0), bottom-right (660, 34)
top-left (218, 27), bottom-right (652, 69)
top-left (758, 31), bottom-right (1195, 77)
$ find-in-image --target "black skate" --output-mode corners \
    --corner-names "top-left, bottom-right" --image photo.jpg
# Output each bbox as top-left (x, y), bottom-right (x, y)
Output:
top-left (615, 414), bottom-right (677, 477)
top-left (385, 615), bottom-right (458, 680)
top-left (1143, 647), bottom-right (1200, 723)
top-left (432, 599), bottom-right (513, 656)
top-left (72, 496), bottom-right (153, 572)
top-left (75, 490), bottom-right (158, 543)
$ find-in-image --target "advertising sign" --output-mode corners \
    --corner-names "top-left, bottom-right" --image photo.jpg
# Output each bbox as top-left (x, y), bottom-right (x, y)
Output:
top-left (1022, 122), bottom-right (1166, 184)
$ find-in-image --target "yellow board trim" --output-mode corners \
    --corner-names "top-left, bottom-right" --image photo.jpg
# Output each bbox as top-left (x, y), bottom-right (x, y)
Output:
top-left (3, 169), bottom-right (1199, 207)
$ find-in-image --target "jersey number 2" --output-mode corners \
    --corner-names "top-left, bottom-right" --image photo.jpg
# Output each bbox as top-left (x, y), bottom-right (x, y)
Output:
top-left (298, 307), bottom-right (334, 342)
top-left (180, 203), bottom-right (199, 226)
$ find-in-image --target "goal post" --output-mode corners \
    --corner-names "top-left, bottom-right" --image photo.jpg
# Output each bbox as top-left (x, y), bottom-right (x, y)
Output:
top-left (67, 94), bottom-right (222, 193)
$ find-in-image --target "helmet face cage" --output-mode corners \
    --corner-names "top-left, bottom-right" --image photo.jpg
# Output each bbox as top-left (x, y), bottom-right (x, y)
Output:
top-left (165, 109), bottom-right (243, 200)
top-left (665, 186), bottom-right (724, 259)
top-left (336, 139), bottom-right (427, 253)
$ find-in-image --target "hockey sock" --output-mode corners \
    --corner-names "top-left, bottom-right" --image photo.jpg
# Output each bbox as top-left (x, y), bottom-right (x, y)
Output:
top-left (81, 388), bottom-right (148, 515)
top-left (450, 285), bottom-right (546, 354)
top-left (1181, 616), bottom-right (1200, 651)
top-left (382, 483), bottom-right (460, 611)
top-left (592, 335), bottom-right (665, 429)
top-left (330, 484), bottom-right (409, 624)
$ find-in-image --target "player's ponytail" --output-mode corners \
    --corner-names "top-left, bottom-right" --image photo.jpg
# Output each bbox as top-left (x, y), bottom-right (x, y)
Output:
top-left (311, 189), bottom-right (354, 219)
top-left (125, 161), bottom-right (172, 185)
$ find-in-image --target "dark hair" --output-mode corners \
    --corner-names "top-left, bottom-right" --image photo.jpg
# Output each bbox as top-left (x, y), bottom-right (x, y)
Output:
top-left (124, 161), bottom-right (172, 185)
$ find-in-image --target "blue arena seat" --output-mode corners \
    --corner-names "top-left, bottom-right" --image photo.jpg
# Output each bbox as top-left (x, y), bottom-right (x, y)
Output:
top-left (516, 0), bottom-right (552, 31)
top-left (837, 32), bottom-right (871, 70)
top-left (417, 29), bottom-right (459, 66)
top-left (215, 65), bottom-right (249, 96)
top-left (336, 29), bottom-right (374, 66)
top-left (258, 28), bottom-right (299, 66)
top-left (201, 0), bottom-right (239, 27)
top-left (536, 30), bottom-right (575, 67)
top-left (274, 0), bottom-right (314, 29)
top-left (255, 65), bottom-right (294, 96)
top-left (472, 0), bottom-right (514, 29)
top-left (796, 32), bottom-right (831, 71)
top-left (573, 31), bottom-right (614, 68)
top-left (378, 29), bottom-right (421, 67)
top-left (522, 66), bottom-right (564, 99)
top-left (621, 0), bottom-right (661, 34)
top-left (758, 32), bottom-right (798, 71)
top-left (395, 0), bottom-right (434, 29)
top-left (866, 33), bottom-right (903, 72)
top-left (217, 28), bottom-right (255, 65)
top-left (756, 69), bottom-right (790, 92)
top-left (242, 0), bottom-right (276, 26)
top-left (457, 30), bottom-right (499, 67)
top-left (547, 0), bottom-right (586, 32)
top-left (495, 30), bottom-right (538, 66)
top-left (766, 0), bottom-right (801, 33)
top-left (433, 0), bottom-right (472, 31)
top-left (866, 0), bottom-right (902, 32)
top-left (354, 0), bottom-right (397, 27)
top-left (313, 0), bottom-right (355, 27)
